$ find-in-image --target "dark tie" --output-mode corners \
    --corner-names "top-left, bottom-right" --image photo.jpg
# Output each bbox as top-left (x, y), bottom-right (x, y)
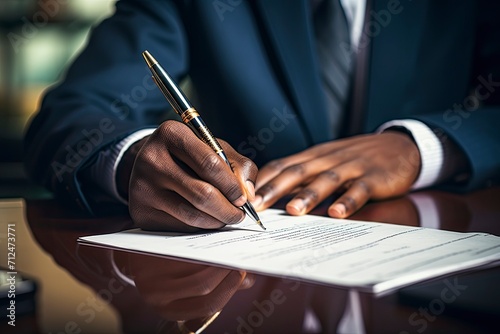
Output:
top-left (313, 0), bottom-right (353, 138)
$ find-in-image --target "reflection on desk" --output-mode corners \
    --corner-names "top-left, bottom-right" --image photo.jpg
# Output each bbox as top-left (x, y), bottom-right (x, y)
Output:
top-left (1, 187), bottom-right (499, 333)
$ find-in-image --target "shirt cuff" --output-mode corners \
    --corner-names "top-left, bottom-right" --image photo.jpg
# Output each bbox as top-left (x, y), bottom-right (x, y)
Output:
top-left (377, 119), bottom-right (444, 190)
top-left (88, 128), bottom-right (156, 204)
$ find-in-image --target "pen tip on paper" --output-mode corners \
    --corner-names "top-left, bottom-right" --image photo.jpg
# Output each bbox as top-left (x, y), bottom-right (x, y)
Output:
top-left (257, 220), bottom-right (267, 231)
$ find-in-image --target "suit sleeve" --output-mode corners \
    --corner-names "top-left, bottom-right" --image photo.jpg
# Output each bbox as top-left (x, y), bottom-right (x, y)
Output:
top-left (412, 0), bottom-right (500, 192)
top-left (23, 0), bottom-right (188, 213)
top-left (413, 108), bottom-right (500, 191)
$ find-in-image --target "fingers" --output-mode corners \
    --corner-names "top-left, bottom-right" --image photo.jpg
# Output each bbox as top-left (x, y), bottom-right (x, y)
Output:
top-left (129, 186), bottom-right (244, 232)
top-left (253, 132), bottom-right (420, 216)
top-left (284, 160), bottom-right (370, 216)
top-left (286, 170), bottom-right (342, 215)
top-left (253, 163), bottom-right (308, 210)
top-left (238, 272), bottom-right (256, 289)
top-left (130, 120), bottom-right (257, 231)
top-left (163, 122), bottom-right (246, 206)
top-left (166, 176), bottom-right (245, 225)
top-left (221, 140), bottom-right (258, 201)
top-left (255, 137), bottom-right (368, 189)
top-left (328, 179), bottom-right (372, 218)
top-left (255, 155), bottom-right (358, 211)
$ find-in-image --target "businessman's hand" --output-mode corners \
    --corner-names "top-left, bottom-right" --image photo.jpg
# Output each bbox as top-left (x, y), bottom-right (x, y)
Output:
top-left (118, 120), bottom-right (257, 232)
top-left (252, 132), bottom-right (420, 218)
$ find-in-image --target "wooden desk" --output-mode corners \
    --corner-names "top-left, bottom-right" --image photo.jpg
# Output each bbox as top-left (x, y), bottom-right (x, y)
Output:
top-left (1, 188), bottom-right (500, 333)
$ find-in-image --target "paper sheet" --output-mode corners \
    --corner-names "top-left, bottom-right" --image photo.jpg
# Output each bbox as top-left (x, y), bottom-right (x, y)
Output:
top-left (79, 209), bottom-right (500, 294)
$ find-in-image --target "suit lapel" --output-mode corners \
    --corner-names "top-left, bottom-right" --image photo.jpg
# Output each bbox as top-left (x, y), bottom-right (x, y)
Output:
top-left (254, 0), bottom-right (332, 144)
top-left (254, 0), bottom-right (439, 137)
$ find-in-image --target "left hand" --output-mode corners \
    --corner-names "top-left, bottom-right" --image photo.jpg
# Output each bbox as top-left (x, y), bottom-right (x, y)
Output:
top-left (252, 132), bottom-right (421, 218)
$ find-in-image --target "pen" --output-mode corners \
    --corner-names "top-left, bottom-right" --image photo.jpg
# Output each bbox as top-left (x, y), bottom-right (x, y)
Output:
top-left (142, 50), bottom-right (266, 231)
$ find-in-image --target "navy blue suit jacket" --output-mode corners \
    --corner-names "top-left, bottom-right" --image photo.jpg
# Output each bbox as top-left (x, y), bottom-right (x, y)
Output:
top-left (24, 0), bottom-right (500, 212)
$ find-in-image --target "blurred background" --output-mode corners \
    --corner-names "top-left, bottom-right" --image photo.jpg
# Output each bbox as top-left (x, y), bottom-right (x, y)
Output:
top-left (0, 0), bottom-right (115, 199)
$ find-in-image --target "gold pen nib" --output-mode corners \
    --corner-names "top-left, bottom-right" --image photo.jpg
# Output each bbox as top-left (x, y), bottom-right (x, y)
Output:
top-left (242, 203), bottom-right (266, 231)
top-left (142, 50), bottom-right (158, 68)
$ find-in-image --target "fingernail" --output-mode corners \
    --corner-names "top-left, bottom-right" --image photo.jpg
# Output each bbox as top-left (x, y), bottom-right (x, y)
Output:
top-left (240, 272), bottom-right (255, 288)
top-left (287, 199), bottom-right (305, 215)
top-left (252, 195), bottom-right (263, 209)
top-left (330, 203), bottom-right (346, 217)
top-left (234, 194), bottom-right (247, 207)
top-left (245, 181), bottom-right (255, 200)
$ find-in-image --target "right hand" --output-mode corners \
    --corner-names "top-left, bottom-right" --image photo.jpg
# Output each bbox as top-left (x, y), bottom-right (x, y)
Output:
top-left (118, 120), bottom-right (258, 232)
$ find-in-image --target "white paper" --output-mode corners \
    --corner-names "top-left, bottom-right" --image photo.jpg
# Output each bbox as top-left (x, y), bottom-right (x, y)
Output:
top-left (79, 209), bottom-right (500, 294)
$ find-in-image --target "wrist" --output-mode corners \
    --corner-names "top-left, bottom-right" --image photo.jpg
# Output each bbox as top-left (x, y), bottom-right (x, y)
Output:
top-left (382, 126), bottom-right (415, 141)
top-left (377, 120), bottom-right (444, 190)
top-left (116, 137), bottom-right (149, 200)
top-left (435, 132), bottom-right (471, 184)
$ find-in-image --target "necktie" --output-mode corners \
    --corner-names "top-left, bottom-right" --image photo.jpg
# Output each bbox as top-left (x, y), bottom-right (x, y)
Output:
top-left (348, 0), bottom-right (371, 135)
top-left (313, 0), bottom-right (353, 138)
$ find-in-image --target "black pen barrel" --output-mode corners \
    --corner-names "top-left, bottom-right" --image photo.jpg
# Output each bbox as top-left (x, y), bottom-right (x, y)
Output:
top-left (150, 64), bottom-right (191, 115)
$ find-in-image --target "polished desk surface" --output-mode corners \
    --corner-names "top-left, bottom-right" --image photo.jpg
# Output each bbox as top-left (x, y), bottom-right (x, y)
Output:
top-left (1, 188), bottom-right (500, 334)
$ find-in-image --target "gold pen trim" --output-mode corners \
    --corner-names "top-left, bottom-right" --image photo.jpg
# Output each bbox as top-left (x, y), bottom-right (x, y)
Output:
top-left (182, 108), bottom-right (223, 154)
top-left (180, 107), bottom-right (200, 123)
top-left (142, 50), bottom-right (158, 68)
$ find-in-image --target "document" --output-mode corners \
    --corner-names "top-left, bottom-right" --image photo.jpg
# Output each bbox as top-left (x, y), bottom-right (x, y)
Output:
top-left (79, 209), bottom-right (500, 294)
